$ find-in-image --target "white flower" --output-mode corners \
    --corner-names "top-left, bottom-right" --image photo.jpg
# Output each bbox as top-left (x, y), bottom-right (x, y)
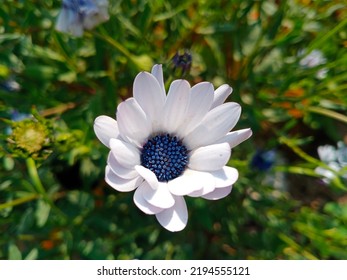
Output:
top-left (315, 162), bottom-right (340, 184)
top-left (317, 144), bottom-right (337, 164)
top-left (315, 142), bottom-right (347, 183)
top-left (299, 49), bottom-right (328, 79)
top-left (56, 0), bottom-right (109, 37)
top-left (336, 141), bottom-right (347, 167)
top-left (94, 64), bottom-right (252, 232)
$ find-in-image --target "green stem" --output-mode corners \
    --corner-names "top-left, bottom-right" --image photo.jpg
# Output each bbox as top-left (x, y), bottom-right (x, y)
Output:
top-left (26, 158), bottom-right (45, 195)
top-left (307, 17), bottom-right (347, 52)
top-left (26, 158), bottom-right (68, 221)
top-left (91, 29), bottom-right (152, 70)
top-left (0, 194), bottom-right (40, 211)
top-left (307, 106), bottom-right (347, 124)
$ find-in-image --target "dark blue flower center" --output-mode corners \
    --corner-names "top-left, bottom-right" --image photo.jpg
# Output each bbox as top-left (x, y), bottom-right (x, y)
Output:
top-left (141, 134), bottom-right (188, 182)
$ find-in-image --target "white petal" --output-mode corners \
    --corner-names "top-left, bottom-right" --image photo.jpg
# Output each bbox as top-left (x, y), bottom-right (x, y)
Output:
top-left (188, 143), bottom-right (231, 171)
top-left (105, 166), bottom-right (142, 192)
top-left (116, 98), bottom-right (151, 146)
top-left (142, 182), bottom-right (175, 209)
top-left (156, 195), bottom-right (188, 232)
top-left (94, 115), bottom-right (119, 148)
top-left (55, 10), bottom-right (69, 32)
top-left (161, 80), bottom-right (190, 133)
top-left (110, 138), bottom-right (140, 169)
top-left (133, 183), bottom-right (163, 215)
top-left (215, 128), bottom-right (252, 148)
top-left (168, 168), bottom-right (214, 196)
top-left (211, 166), bottom-right (239, 188)
top-left (211, 84), bottom-right (233, 109)
top-left (56, 9), bottom-right (83, 37)
top-left (133, 71), bottom-right (165, 132)
top-left (151, 64), bottom-right (166, 98)
top-left (107, 152), bottom-right (138, 179)
top-left (202, 185), bottom-right (232, 200)
top-left (184, 102), bottom-right (241, 150)
top-left (178, 82), bottom-right (214, 137)
top-left (135, 165), bottom-right (159, 190)
top-left (188, 183), bottom-right (215, 197)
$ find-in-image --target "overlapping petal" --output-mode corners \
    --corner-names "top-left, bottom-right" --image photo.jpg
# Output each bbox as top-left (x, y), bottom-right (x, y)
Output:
top-left (168, 168), bottom-right (214, 196)
top-left (141, 181), bottom-right (175, 209)
top-left (161, 80), bottom-right (191, 133)
top-left (133, 183), bottom-right (163, 215)
top-left (215, 128), bottom-right (253, 148)
top-left (94, 115), bottom-right (119, 148)
top-left (211, 84), bottom-right (233, 109)
top-left (116, 97), bottom-right (152, 146)
top-left (150, 64), bottom-right (166, 98)
top-left (107, 152), bottom-right (138, 179)
top-left (177, 82), bottom-right (214, 137)
top-left (202, 186), bottom-right (233, 200)
top-left (110, 138), bottom-right (140, 169)
top-left (211, 166), bottom-right (239, 188)
top-left (105, 166), bottom-right (142, 192)
top-left (184, 102), bottom-right (241, 150)
top-left (133, 71), bottom-right (165, 132)
top-left (135, 165), bottom-right (159, 190)
top-left (188, 143), bottom-right (231, 171)
top-left (155, 195), bottom-right (188, 232)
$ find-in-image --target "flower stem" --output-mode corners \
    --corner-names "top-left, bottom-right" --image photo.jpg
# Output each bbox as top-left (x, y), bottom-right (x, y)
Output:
top-left (307, 106), bottom-right (347, 124)
top-left (0, 193), bottom-right (40, 211)
top-left (26, 157), bottom-right (45, 195)
top-left (26, 158), bottom-right (68, 221)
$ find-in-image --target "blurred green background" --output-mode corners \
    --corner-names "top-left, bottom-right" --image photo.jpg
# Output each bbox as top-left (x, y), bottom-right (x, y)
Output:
top-left (1, 0), bottom-right (347, 260)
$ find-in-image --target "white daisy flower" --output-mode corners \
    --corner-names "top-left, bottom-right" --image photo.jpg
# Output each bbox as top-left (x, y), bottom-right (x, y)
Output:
top-left (94, 64), bottom-right (252, 232)
top-left (56, 0), bottom-right (109, 37)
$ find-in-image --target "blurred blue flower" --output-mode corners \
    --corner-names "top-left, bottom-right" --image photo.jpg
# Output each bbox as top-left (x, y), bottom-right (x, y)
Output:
top-left (56, 0), bottom-right (109, 37)
top-left (5, 110), bottom-right (32, 135)
top-left (250, 149), bottom-right (276, 171)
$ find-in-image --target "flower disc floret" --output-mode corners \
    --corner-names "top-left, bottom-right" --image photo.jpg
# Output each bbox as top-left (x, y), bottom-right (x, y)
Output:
top-left (141, 134), bottom-right (188, 182)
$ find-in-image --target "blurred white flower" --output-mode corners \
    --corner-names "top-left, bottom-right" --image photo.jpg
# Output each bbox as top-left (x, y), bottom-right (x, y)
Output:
top-left (337, 142), bottom-right (347, 167)
top-left (1, 78), bottom-right (21, 92)
top-left (94, 64), bottom-right (252, 232)
top-left (317, 144), bottom-right (337, 164)
top-left (315, 142), bottom-right (347, 183)
top-left (299, 49), bottom-right (328, 79)
top-left (56, 0), bottom-right (109, 37)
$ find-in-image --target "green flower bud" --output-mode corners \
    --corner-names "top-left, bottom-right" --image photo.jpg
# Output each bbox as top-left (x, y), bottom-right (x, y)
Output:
top-left (7, 118), bottom-right (52, 160)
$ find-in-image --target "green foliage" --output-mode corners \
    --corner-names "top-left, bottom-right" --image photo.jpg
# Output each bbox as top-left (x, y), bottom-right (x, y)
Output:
top-left (0, 0), bottom-right (347, 259)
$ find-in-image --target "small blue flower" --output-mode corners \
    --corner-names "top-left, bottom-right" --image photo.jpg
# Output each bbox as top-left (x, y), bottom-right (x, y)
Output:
top-left (251, 149), bottom-right (276, 171)
top-left (56, 0), bottom-right (109, 37)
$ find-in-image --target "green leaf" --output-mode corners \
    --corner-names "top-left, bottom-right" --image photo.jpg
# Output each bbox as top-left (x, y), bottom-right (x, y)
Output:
top-left (25, 248), bottom-right (38, 260)
top-left (35, 200), bottom-right (51, 227)
top-left (67, 191), bottom-right (95, 210)
top-left (8, 243), bottom-right (22, 260)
